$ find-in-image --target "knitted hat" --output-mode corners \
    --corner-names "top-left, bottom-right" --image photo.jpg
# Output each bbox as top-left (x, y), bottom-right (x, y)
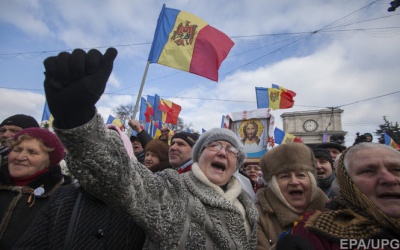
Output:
top-left (0, 114), bottom-right (39, 129)
top-left (313, 147), bottom-right (333, 167)
top-left (107, 124), bottom-right (135, 160)
top-left (13, 128), bottom-right (65, 166)
top-left (316, 142), bottom-right (346, 152)
top-left (260, 143), bottom-right (315, 181)
top-left (192, 128), bottom-right (246, 169)
top-left (145, 139), bottom-right (169, 162)
top-left (171, 132), bottom-right (199, 147)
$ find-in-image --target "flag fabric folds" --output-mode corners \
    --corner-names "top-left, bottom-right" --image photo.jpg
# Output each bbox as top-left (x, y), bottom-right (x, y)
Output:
top-left (148, 4), bottom-right (234, 82)
top-left (106, 115), bottom-right (124, 131)
top-left (255, 86), bottom-right (295, 110)
top-left (273, 127), bottom-right (297, 145)
top-left (144, 101), bottom-right (154, 122)
top-left (158, 97), bottom-right (182, 125)
top-left (272, 84), bottom-right (297, 97)
top-left (139, 97), bottom-right (147, 122)
top-left (221, 115), bottom-right (230, 128)
top-left (152, 95), bottom-right (162, 122)
top-left (41, 101), bottom-right (53, 128)
top-left (384, 132), bottom-right (400, 150)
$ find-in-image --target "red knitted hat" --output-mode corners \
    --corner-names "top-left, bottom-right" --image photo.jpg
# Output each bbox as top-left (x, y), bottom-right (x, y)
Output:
top-left (13, 128), bottom-right (65, 166)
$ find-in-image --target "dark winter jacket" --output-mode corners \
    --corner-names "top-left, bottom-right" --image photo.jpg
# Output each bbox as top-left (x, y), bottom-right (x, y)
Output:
top-left (14, 185), bottom-right (146, 250)
top-left (54, 114), bottom-right (259, 250)
top-left (0, 164), bottom-right (71, 249)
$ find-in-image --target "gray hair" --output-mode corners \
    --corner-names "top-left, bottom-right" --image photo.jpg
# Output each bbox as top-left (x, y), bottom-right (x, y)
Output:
top-left (344, 142), bottom-right (400, 172)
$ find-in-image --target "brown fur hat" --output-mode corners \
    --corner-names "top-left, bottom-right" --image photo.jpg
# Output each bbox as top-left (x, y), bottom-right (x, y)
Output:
top-left (144, 139), bottom-right (169, 162)
top-left (260, 142), bottom-right (315, 181)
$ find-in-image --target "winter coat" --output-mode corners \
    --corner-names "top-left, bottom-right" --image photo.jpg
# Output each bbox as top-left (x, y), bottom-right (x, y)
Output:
top-left (54, 114), bottom-right (259, 250)
top-left (0, 164), bottom-right (70, 249)
top-left (14, 185), bottom-right (146, 250)
top-left (255, 186), bottom-right (328, 250)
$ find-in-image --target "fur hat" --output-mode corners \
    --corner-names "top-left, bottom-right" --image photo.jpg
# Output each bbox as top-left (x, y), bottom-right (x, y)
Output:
top-left (313, 147), bottom-right (333, 167)
top-left (145, 139), bottom-right (169, 162)
top-left (192, 128), bottom-right (246, 169)
top-left (316, 142), bottom-right (346, 152)
top-left (13, 128), bottom-right (65, 166)
top-left (0, 114), bottom-right (39, 129)
top-left (260, 143), bottom-right (315, 181)
top-left (171, 132), bottom-right (199, 147)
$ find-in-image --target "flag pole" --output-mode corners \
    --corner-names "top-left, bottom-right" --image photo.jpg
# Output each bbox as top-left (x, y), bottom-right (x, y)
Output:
top-left (132, 61), bottom-right (150, 119)
top-left (128, 61), bottom-right (150, 137)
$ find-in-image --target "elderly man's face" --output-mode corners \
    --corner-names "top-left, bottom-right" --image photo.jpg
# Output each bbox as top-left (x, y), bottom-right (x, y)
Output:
top-left (0, 125), bottom-right (23, 146)
top-left (347, 147), bottom-right (400, 218)
top-left (169, 138), bottom-right (192, 168)
top-left (325, 147), bottom-right (341, 162)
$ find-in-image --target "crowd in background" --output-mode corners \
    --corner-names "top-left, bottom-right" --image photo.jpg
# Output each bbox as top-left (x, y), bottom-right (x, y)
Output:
top-left (0, 47), bottom-right (399, 249)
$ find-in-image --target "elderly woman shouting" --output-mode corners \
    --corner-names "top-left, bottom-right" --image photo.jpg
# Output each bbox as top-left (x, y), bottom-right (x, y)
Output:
top-left (0, 127), bottom-right (70, 249)
top-left (255, 142), bottom-right (329, 249)
top-left (42, 48), bottom-right (258, 249)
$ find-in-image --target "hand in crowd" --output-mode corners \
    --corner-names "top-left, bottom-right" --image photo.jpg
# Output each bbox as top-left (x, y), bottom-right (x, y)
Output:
top-left (43, 48), bottom-right (117, 128)
top-left (128, 119), bottom-right (142, 133)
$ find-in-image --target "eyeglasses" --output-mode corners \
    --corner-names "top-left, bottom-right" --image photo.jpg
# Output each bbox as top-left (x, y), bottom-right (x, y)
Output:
top-left (205, 142), bottom-right (239, 158)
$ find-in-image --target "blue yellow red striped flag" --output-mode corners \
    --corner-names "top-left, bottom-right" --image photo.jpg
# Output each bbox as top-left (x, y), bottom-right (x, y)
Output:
top-left (148, 4), bottom-right (234, 82)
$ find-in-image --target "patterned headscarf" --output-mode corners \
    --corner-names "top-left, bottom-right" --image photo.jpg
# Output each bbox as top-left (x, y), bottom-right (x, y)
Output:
top-left (305, 144), bottom-right (400, 239)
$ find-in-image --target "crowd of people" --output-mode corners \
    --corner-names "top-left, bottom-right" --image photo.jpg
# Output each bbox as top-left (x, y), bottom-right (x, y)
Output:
top-left (0, 47), bottom-right (399, 249)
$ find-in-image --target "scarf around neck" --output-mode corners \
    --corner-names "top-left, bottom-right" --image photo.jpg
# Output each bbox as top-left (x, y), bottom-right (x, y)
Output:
top-left (262, 173), bottom-right (329, 229)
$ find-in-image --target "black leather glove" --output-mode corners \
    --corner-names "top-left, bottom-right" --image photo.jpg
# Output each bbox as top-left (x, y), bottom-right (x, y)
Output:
top-left (276, 235), bottom-right (315, 250)
top-left (43, 48), bottom-right (117, 129)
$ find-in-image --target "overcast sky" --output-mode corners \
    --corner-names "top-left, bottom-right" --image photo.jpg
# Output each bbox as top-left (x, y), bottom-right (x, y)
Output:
top-left (1, 0), bottom-right (399, 146)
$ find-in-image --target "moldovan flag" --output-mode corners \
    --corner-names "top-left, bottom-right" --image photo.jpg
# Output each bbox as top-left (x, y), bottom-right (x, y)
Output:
top-left (255, 87), bottom-right (295, 110)
top-left (145, 103), bottom-right (155, 122)
top-left (139, 97), bottom-right (147, 122)
top-left (106, 115), bottom-right (124, 131)
top-left (41, 101), bottom-right (53, 128)
top-left (274, 127), bottom-right (297, 145)
top-left (384, 132), bottom-right (400, 150)
top-left (272, 84), bottom-right (297, 98)
top-left (148, 4), bottom-right (234, 82)
top-left (158, 98), bottom-right (182, 125)
top-left (140, 96), bottom-right (154, 123)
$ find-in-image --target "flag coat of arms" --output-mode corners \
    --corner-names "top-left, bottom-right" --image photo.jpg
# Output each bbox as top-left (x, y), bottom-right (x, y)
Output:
top-left (255, 86), bottom-right (295, 110)
top-left (148, 4), bottom-right (234, 81)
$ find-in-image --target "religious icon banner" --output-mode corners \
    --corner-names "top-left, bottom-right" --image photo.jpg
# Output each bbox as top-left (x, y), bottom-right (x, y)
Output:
top-left (225, 108), bottom-right (275, 159)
